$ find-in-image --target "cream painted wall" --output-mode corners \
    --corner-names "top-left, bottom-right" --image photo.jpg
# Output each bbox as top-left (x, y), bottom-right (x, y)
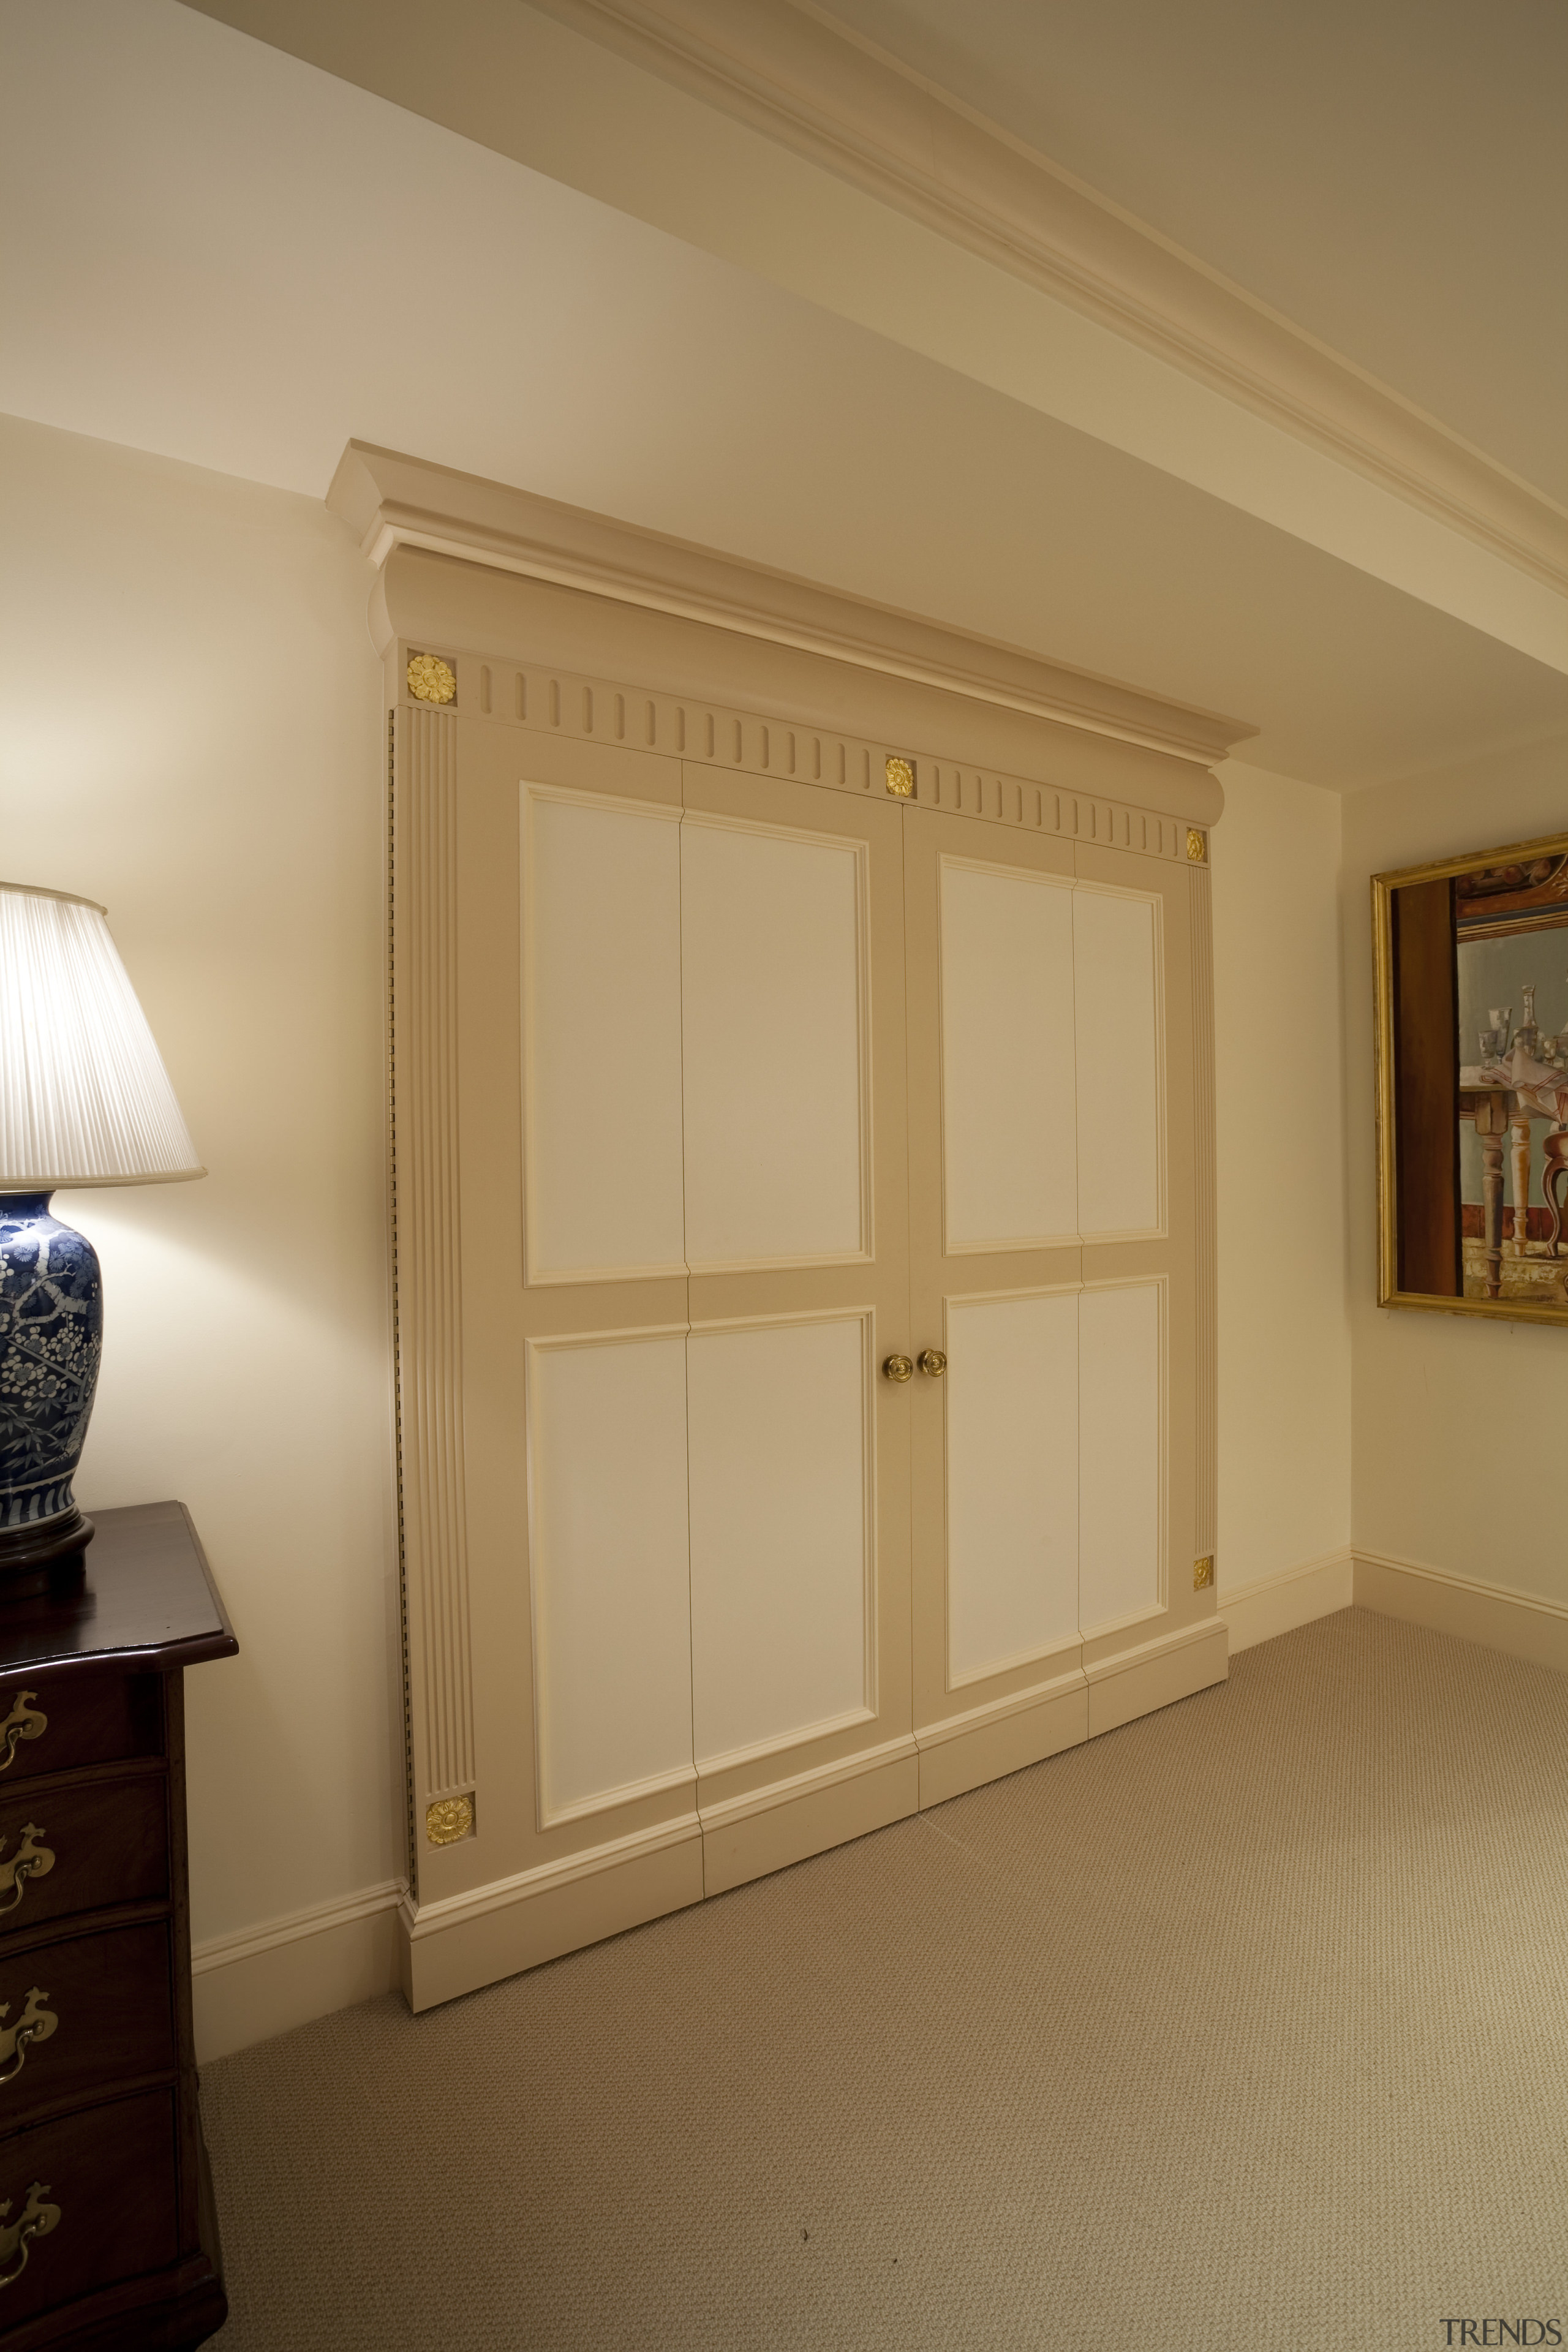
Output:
top-left (1344, 730), bottom-right (1568, 1599)
top-left (1212, 762), bottom-right (1351, 1590)
top-left (0, 411), bottom-right (401, 1950)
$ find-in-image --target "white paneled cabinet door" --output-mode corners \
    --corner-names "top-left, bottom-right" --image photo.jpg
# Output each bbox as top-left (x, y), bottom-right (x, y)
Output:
top-left (903, 807), bottom-right (1189, 1807)
top-left (519, 747), bottom-right (916, 1904)
top-left (516, 752), bottom-right (699, 1878)
top-left (682, 764), bottom-right (915, 1895)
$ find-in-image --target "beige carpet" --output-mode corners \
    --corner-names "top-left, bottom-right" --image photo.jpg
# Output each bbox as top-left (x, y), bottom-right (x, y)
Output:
top-left (201, 1609), bottom-right (1568, 2349)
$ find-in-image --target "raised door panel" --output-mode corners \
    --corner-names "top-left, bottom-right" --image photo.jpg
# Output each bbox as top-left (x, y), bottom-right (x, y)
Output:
top-left (680, 816), bottom-right (868, 1272)
top-left (687, 1314), bottom-right (871, 1768)
top-left (944, 1289), bottom-right (1079, 1685)
top-left (1073, 883), bottom-right (1164, 1242)
top-left (1078, 1279), bottom-right (1164, 1634)
top-left (940, 859), bottom-right (1077, 1253)
top-left (527, 1330), bottom-right (695, 1826)
top-left (522, 785), bottom-right (687, 1286)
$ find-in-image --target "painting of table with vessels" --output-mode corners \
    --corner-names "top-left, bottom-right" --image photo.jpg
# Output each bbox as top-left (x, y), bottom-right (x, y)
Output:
top-left (1375, 834), bottom-right (1568, 1323)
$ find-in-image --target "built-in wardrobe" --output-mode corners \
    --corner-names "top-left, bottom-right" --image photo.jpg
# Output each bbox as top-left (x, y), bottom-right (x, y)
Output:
top-left (330, 443), bottom-right (1251, 2010)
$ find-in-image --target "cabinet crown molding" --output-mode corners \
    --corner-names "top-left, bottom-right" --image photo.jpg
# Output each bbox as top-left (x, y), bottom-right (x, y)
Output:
top-left (328, 440), bottom-right (1254, 771)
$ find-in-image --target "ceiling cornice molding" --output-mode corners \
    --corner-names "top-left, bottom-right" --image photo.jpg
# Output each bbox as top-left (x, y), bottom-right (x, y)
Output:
top-left (328, 442), bottom-right (1254, 768)
top-left (530, 0), bottom-right (1568, 598)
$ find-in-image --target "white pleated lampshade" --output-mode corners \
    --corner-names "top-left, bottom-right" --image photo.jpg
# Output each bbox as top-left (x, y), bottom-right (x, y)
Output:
top-left (0, 881), bottom-right (203, 1189)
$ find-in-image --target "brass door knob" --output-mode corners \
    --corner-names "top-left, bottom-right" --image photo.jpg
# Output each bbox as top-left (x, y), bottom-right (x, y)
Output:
top-left (882, 1354), bottom-right (914, 1382)
top-left (917, 1349), bottom-right (947, 1378)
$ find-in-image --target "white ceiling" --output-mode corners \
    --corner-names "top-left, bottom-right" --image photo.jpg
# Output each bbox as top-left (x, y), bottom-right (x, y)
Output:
top-left (2, 0), bottom-right (1565, 790)
top-left (812, 0), bottom-right (1568, 505)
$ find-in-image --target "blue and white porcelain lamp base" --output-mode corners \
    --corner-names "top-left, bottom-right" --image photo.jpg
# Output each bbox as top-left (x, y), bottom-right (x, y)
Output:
top-left (1, 878), bottom-right (205, 1596)
top-left (0, 1193), bottom-right (104, 1593)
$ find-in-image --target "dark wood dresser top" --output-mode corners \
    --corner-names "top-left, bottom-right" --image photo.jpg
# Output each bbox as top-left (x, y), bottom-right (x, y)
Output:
top-left (0, 1503), bottom-right (237, 1678)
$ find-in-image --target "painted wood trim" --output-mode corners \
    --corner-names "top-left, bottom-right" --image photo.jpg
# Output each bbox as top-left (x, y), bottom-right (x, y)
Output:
top-left (393, 707), bottom-right (478, 1832)
top-left (914, 1657), bottom-right (1086, 1751)
top-left (190, 1880), bottom-right (405, 2064)
top-left (1082, 1615), bottom-right (1227, 1736)
top-left (1189, 863), bottom-right (1218, 1566)
top-left (913, 1656), bottom-right (1087, 1809)
top-left (530, 0), bottom-right (1568, 595)
top-left (1081, 1613), bottom-right (1221, 1684)
top-left (1352, 1547), bottom-right (1568, 1676)
top-left (331, 443), bottom-right (1252, 769)
top-left (401, 1819), bottom-right (706, 2013)
top-left (701, 1748), bottom-right (919, 1897)
top-left (192, 1880), bottom-right (405, 1976)
top-left (1218, 1550), bottom-right (1354, 1653)
top-left (917, 1682), bottom-right (1087, 1811)
top-left (393, 643), bottom-right (1218, 877)
top-left (696, 1730), bottom-right (918, 1836)
top-left (405, 1812), bottom-right (702, 1936)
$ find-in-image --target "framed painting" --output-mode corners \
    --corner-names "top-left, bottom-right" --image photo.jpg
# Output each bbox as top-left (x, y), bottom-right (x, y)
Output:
top-left (1374, 831), bottom-right (1568, 1323)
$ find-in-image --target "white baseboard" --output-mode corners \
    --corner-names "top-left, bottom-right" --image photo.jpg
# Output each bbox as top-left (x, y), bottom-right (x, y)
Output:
top-left (1218, 1548), bottom-right (1354, 1653)
top-left (191, 1880), bottom-right (404, 2065)
top-left (1084, 1613), bottom-right (1228, 1732)
top-left (400, 1817), bottom-right (705, 2013)
top-left (700, 1734), bottom-right (918, 1896)
top-left (1213, 1542), bottom-right (1568, 1675)
top-left (915, 1660), bottom-right (1086, 1809)
top-left (1352, 1545), bottom-right (1568, 1674)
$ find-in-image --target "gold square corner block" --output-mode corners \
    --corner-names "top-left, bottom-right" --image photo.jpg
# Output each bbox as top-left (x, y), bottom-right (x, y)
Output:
top-left (407, 651), bottom-right (458, 706)
top-left (1185, 828), bottom-right (1208, 864)
top-left (426, 1793), bottom-right (474, 1847)
top-left (1193, 1555), bottom-right (1214, 1590)
top-left (884, 755), bottom-right (915, 798)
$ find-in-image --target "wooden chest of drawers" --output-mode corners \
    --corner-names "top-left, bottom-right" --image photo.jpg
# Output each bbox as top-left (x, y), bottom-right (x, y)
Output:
top-left (0, 1502), bottom-right (235, 2350)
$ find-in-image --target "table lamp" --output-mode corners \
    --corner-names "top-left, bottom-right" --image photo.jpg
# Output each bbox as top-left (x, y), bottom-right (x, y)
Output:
top-left (0, 881), bottom-right (203, 1593)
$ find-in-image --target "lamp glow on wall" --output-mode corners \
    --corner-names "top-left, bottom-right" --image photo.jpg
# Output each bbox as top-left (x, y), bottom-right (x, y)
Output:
top-left (0, 882), bottom-right (203, 1591)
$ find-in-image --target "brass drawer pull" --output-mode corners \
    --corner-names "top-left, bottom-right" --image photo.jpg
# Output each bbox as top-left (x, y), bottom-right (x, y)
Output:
top-left (0, 1989), bottom-right (56, 2087)
top-left (917, 1349), bottom-right (947, 1378)
top-left (882, 1354), bottom-right (914, 1382)
top-left (0, 1827), bottom-right (53, 1918)
top-left (0, 1697), bottom-right (45, 1774)
top-left (0, 2183), bottom-right (59, 2289)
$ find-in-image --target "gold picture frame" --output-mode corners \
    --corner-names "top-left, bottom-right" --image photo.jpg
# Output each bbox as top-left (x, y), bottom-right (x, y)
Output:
top-left (1374, 828), bottom-right (1568, 1324)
